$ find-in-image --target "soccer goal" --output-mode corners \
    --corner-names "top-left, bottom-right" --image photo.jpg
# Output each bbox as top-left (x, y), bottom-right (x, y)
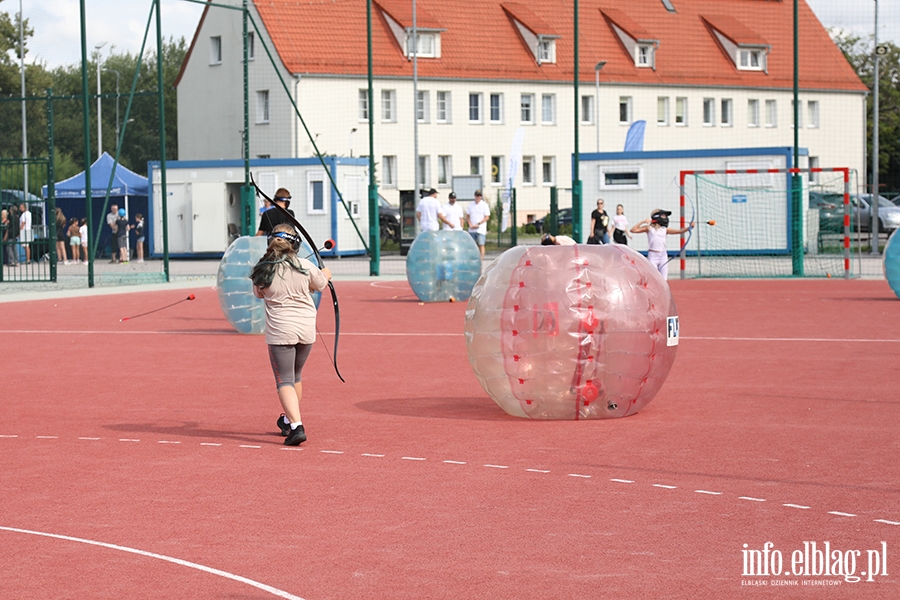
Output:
top-left (676, 168), bottom-right (856, 279)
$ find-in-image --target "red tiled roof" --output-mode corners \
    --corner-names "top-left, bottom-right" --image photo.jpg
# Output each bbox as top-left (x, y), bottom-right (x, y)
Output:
top-left (501, 3), bottom-right (558, 37)
top-left (701, 14), bottom-right (769, 46)
top-left (182, 0), bottom-right (864, 93)
top-left (600, 8), bottom-right (656, 42)
top-left (374, 0), bottom-right (444, 30)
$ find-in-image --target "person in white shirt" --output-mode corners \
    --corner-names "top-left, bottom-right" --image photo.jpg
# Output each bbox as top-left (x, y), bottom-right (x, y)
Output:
top-left (465, 190), bottom-right (491, 259)
top-left (439, 191), bottom-right (464, 231)
top-left (541, 233), bottom-right (576, 246)
top-left (416, 188), bottom-right (441, 232)
top-left (630, 209), bottom-right (693, 279)
top-left (18, 203), bottom-right (32, 263)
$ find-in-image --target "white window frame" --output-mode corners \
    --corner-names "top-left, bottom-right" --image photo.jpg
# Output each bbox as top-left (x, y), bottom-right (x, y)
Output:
top-left (438, 155), bottom-right (451, 186)
top-left (209, 36), bottom-right (222, 65)
top-left (358, 89), bottom-right (369, 121)
top-left (490, 155), bottom-right (503, 185)
top-left (738, 48), bottom-right (765, 71)
top-left (382, 89), bottom-right (396, 122)
top-left (765, 99), bottom-right (777, 128)
top-left (541, 156), bottom-right (555, 185)
top-left (657, 96), bottom-right (669, 126)
top-left (247, 31), bottom-right (255, 61)
top-left (541, 94), bottom-right (556, 125)
top-left (809, 156), bottom-right (820, 184)
top-left (675, 97), bottom-right (687, 126)
top-left (702, 98), bottom-right (715, 127)
top-left (307, 171), bottom-right (328, 215)
top-left (636, 44), bottom-right (652, 67)
top-left (721, 98), bottom-right (733, 127)
top-left (382, 155), bottom-right (397, 187)
top-left (619, 96), bottom-right (632, 124)
top-left (417, 155), bottom-right (430, 187)
top-left (599, 165), bottom-right (644, 190)
top-left (522, 156), bottom-right (535, 185)
top-left (470, 156), bottom-right (483, 176)
top-left (748, 99), bottom-right (760, 127)
top-left (807, 100), bottom-right (819, 128)
top-left (490, 93), bottom-right (503, 124)
top-left (520, 93), bottom-right (534, 124)
top-left (538, 38), bottom-right (556, 64)
top-left (469, 93), bottom-right (483, 123)
top-left (581, 95), bottom-right (594, 125)
top-left (436, 91), bottom-right (451, 123)
top-left (255, 90), bottom-right (270, 124)
top-left (417, 90), bottom-right (430, 123)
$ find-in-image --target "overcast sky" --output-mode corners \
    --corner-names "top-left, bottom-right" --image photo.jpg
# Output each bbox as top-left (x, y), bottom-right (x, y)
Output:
top-left (16, 0), bottom-right (900, 69)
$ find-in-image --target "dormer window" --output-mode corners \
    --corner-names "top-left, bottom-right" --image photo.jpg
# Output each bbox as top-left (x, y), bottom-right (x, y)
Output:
top-left (406, 31), bottom-right (440, 58)
top-left (601, 9), bottom-right (658, 71)
top-left (538, 38), bottom-right (556, 64)
top-left (739, 48), bottom-right (764, 70)
top-left (377, 3), bottom-right (444, 59)
top-left (636, 44), bottom-right (653, 67)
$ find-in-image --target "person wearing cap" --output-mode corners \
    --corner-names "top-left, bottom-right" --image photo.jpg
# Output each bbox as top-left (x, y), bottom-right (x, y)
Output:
top-left (439, 191), bottom-right (464, 231)
top-left (630, 209), bottom-right (693, 279)
top-left (466, 190), bottom-right (491, 259)
top-left (416, 188), bottom-right (442, 233)
top-left (256, 188), bottom-right (296, 236)
top-left (115, 207), bottom-right (130, 264)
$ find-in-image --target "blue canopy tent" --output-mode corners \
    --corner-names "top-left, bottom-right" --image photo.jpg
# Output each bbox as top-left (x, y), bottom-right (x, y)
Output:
top-left (43, 153), bottom-right (150, 259)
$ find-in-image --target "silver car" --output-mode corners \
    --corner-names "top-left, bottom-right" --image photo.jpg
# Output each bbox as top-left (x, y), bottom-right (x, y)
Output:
top-left (852, 194), bottom-right (900, 235)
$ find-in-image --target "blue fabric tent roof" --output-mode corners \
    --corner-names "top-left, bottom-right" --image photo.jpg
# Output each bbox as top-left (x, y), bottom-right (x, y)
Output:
top-left (43, 152), bottom-right (148, 198)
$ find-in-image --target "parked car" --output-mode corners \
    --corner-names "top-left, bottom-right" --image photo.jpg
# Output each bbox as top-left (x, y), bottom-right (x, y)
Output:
top-left (379, 195), bottom-right (400, 245)
top-left (808, 192), bottom-right (850, 233)
top-left (852, 194), bottom-right (900, 235)
top-left (533, 207), bottom-right (572, 233)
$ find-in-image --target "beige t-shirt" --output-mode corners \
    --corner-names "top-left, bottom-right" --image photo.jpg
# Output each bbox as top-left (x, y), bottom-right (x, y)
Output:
top-left (256, 258), bottom-right (328, 345)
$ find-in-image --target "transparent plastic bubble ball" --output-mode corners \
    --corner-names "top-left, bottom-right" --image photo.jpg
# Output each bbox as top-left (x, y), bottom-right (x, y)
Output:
top-left (884, 230), bottom-right (900, 299)
top-left (217, 235), bottom-right (321, 334)
top-left (406, 230), bottom-right (482, 302)
top-left (465, 244), bottom-right (679, 420)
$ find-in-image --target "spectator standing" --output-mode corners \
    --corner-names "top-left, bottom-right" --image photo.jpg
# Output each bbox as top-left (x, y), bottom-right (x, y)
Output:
top-left (588, 199), bottom-right (611, 245)
top-left (612, 204), bottom-right (632, 245)
top-left (466, 190), bottom-right (491, 259)
top-left (255, 188), bottom-right (295, 236)
top-left (416, 188), bottom-right (441, 232)
top-left (0, 209), bottom-right (15, 266)
top-left (55, 208), bottom-right (69, 264)
top-left (116, 208), bottom-right (129, 263)
top-left (68, 217), bottom-right (81, 263)
top-left (79, 218), bottom-right (88, 262)
top-left (439, 192), bottom-right (464, 231)
top-left (107, 204), bottom-right (119, 263)
top-left (19, 203), bottom-right (33, 263)
top-left (133, 213), bottom-right (145, 262)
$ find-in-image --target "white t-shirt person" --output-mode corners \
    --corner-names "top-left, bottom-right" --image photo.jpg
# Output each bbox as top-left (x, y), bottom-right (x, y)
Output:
top-left (416, 190), bottom-right (442, 232)
top-left (19, 206), bottom-right (33, 242)
top-left (466, 196), bottom-right (491, 234)
top-left (439, 195), bottom-right (464, 231)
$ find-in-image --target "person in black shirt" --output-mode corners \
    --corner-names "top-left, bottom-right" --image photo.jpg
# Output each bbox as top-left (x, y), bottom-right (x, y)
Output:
top-left (588, 198), bottom-right (611, 244)
top-left (256, 188), bottom-right (295, 236)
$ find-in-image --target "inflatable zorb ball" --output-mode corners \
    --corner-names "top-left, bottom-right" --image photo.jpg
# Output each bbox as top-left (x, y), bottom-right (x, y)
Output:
top-left (884, 230), bottom-right (900, 299)
top-left (406, 230), bottom-right (482, 302)
top-left (216, 235), bottom-right (322, 334)
top-left (465, 244), bottom-right (679, 420)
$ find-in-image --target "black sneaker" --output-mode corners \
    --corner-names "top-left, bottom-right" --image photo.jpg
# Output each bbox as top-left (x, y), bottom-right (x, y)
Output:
top-left (284, 424), bottom-right (307, 446)
top-left (276, 414), bottom-right (291, 437)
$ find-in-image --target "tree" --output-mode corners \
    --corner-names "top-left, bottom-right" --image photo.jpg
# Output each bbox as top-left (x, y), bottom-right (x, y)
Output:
top-left (833, 33), bottom-right (900, 194)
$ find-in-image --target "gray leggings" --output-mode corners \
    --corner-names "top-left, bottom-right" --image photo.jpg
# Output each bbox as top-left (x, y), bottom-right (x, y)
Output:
top-left (267, 343), bottom-right (313, 389)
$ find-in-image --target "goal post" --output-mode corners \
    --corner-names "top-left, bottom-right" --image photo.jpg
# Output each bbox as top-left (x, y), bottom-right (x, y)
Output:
top-left (676, 167), bottom-right (853, 279)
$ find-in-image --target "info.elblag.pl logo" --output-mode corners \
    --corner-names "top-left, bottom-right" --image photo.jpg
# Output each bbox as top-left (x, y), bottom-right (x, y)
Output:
top-left (741, 542), bottom-right (889, 585)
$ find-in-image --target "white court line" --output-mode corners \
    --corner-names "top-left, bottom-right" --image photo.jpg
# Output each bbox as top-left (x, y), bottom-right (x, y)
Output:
top-left (119, 439), bottom-right (140, 443)
top-left (568, 474), bottom-right (591, 479)
top-left (695, 490), bottom-right (723, 495)
top-left (525, 469), bottom-right (550, 473)
top-left (239, 445), bottom-right (261, 449)
top-left (443, 460), bottom-right (466, 465)
top-left (484, 464), bottom-right (508, 469)
top-left (828, 511), bottom-right (857, 518)
top-left (653, 484), bottom-right (677, 489)
top-left (200, 443), bottom-right (221, 446)
top-left (784, 503), bottom-right (811, 509)
top-left (321, 450), bottom-right (344, 455)
top-left (610, 479), bottom-right (634, 484)
top-left (401, 457), bottom-right (426, 461)
top-left (739, 497), bottom-right (767, 502)
top-left (875, 520), bottom-right (900, 526)
top-left (361, 453), bottom-right (385, 458)
top-left (0, 435), bottom-right (18, 438)
top-left (78, 437), bottom-right (100, 441)
top-left (36, 436), bottom-right (58, 439)
top-left (158, 441), bottom-right (180, 445)
top-left (0, 526), bottom-right (304, 600)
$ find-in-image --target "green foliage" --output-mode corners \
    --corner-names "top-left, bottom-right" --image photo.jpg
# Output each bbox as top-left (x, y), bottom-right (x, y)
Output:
top-left (834, 33), bottom-right (900, 191)
top-left (523, 223), bottom-right (537, 234)
top-left (0, 0), bottom-right (186, 177)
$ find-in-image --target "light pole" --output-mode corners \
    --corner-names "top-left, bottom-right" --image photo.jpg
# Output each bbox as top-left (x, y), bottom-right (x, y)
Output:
top-left (19, 0), bottom-right (28, 195)
top-left (594, 61), bottom-right (606, 153)
top-left (94, 42), bottom-right (107, 159)
top-left (349, 127), bottom-right (357, 157)
top-left (871, 0), bottom-right (881, 253)
top-left (104, 68), bottom-right (121, 149)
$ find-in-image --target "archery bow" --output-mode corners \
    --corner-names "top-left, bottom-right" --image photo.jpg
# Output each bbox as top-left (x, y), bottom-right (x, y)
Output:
top-left (250, 173), bottom-right (345, 383)
top-left (665, 194), bottom-right (696, 267)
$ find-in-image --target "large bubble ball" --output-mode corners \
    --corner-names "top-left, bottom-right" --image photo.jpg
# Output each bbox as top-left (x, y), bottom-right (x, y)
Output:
top-left (406, 230), bottom-right (482, 302)
top-left (217, 235), bottom-right (321, 334)
top-left (465, 244), bottom-right (679, 420)
top-left (884, 229), bottom-right (900, 299)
